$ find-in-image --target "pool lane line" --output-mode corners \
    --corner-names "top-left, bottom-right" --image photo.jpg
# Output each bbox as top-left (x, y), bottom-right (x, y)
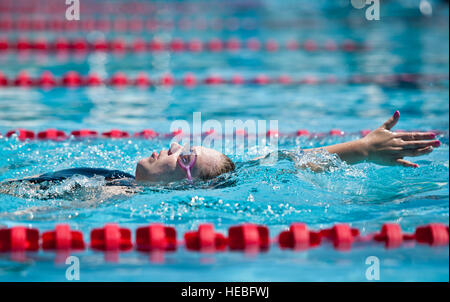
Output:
top-left (0, 223), bottom-right (448, 263)
top-left (0, 1), bottom-right (265, 18)
top-left (2, 128), bottom-right (446, 142)
top-left (0, 71), bottom-right (448, 89)
top-left (0, 37), bottom-right (369, 53)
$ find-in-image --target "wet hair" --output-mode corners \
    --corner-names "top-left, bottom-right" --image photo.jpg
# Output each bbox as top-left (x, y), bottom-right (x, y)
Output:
top-left (198, 154), bottom-right (235, 180)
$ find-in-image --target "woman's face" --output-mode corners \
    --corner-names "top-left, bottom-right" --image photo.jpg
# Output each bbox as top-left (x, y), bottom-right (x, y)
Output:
top-left (135, 142), bottom-right (225, 183)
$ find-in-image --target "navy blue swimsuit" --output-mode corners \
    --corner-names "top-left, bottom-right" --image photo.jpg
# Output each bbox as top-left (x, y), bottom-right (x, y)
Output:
top-left (14, 168), bottom-right (135, 187)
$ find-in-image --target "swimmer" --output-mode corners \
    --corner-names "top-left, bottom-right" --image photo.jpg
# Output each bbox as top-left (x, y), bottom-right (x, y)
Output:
top-left (1, 111), bottom-right (441, 192)
top-left (135, 111), bottom-right (439, 181)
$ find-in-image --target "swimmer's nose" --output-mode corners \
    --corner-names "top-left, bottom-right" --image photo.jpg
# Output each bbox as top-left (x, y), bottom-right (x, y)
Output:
top-left (168, 142), bottom-right (182, 155)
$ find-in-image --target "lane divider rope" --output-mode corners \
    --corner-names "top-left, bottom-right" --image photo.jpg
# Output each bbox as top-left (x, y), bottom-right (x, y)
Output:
top-left (2, 128), bottom-right (446, 142)
top-left (21, 0), bottom-right (438, 20)
top-left (0, 37), bottom-right (369, 52)
top-left (0, 17), bottom-right (337, 32)
top-left (0, 223), bottom-right (448, 258)
top-left (0, 71), bottom-right (447, 88)
top-left (1, 1), bottom-right (264, 16)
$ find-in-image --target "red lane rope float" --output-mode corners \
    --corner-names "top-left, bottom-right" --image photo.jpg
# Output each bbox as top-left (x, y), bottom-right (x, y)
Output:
top-left (136, 224), bottom-right (177, 252)
top-left (0, 37), bottom-right (369, 53)
top-left (319, 224), bottom-right (360, 251)
top-left (134, 129), bottom-right (158, 139)
top-left (415, 224), bottom-right (450, 246)
top-left (71, 130), bottom-right (99, 138)
top-left (42, 224), bottom-right (85, 251)
top-left (373, 223), bottom-right (405, 248)
top-left (90, 223), bottom-right (132, 251)
top-left (5, 129), bottom-right (35, 140)
top-left (2, 128), bottom-right (445, 142)
top-left (0, 71), bottom-right (447, 88)
top-left (228, 224), bottom-right (270, 251)
top-left (184, 224), bottom-right (227, 252)
top-left (278, 223), bottom-right (321, 250)
top-left (101, 129), bottom-right (130, 138)
top-left (0, 223), bottom-right (447, 257)
top-left (37, 129), bottom-right (67, 141)
top-left (0, 226), bottom-right (39, 252)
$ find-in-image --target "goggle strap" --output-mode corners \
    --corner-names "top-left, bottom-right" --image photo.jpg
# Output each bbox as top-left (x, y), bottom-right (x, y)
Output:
top-left (186, 169), bottom-right (192, 182)
top-left (177, 154), bottom-right (197, 183)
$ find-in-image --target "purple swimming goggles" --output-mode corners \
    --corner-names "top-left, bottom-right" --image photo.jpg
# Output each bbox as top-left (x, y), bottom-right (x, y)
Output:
top-left (177, 147), bottom-right (197, 183)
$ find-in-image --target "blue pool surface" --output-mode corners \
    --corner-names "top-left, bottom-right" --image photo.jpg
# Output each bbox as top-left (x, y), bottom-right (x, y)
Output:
top-left (0, 0), bottom-right (449, 281)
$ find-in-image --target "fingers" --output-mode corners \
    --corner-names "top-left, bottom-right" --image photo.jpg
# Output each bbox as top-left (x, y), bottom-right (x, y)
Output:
top-left (399, 146), bottom-right (434, 157)
top-left (394, 131), bottom-right (436, 141)
top-left (401, 140), bottom-right (441, 149)
top-left (395, 158), bottom-right (419, 168)
top-left (381, 110), bottom-right (400, 130)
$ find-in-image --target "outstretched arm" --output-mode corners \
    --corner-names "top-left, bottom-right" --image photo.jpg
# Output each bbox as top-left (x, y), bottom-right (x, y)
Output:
top-left (304, 111), bottom-right (440, 167)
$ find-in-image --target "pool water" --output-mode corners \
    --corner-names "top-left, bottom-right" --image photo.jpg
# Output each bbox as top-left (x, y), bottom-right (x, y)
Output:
top-left (0, 0), bottom-right (449, 281)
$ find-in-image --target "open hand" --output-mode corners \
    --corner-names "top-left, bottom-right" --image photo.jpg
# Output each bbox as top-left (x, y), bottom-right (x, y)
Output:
top-left (360, 111), bottom-right (440, 167)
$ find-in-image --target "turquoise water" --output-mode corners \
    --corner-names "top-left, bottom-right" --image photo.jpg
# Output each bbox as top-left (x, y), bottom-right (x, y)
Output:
top-left (0, 0), bottom-right (449, 281)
